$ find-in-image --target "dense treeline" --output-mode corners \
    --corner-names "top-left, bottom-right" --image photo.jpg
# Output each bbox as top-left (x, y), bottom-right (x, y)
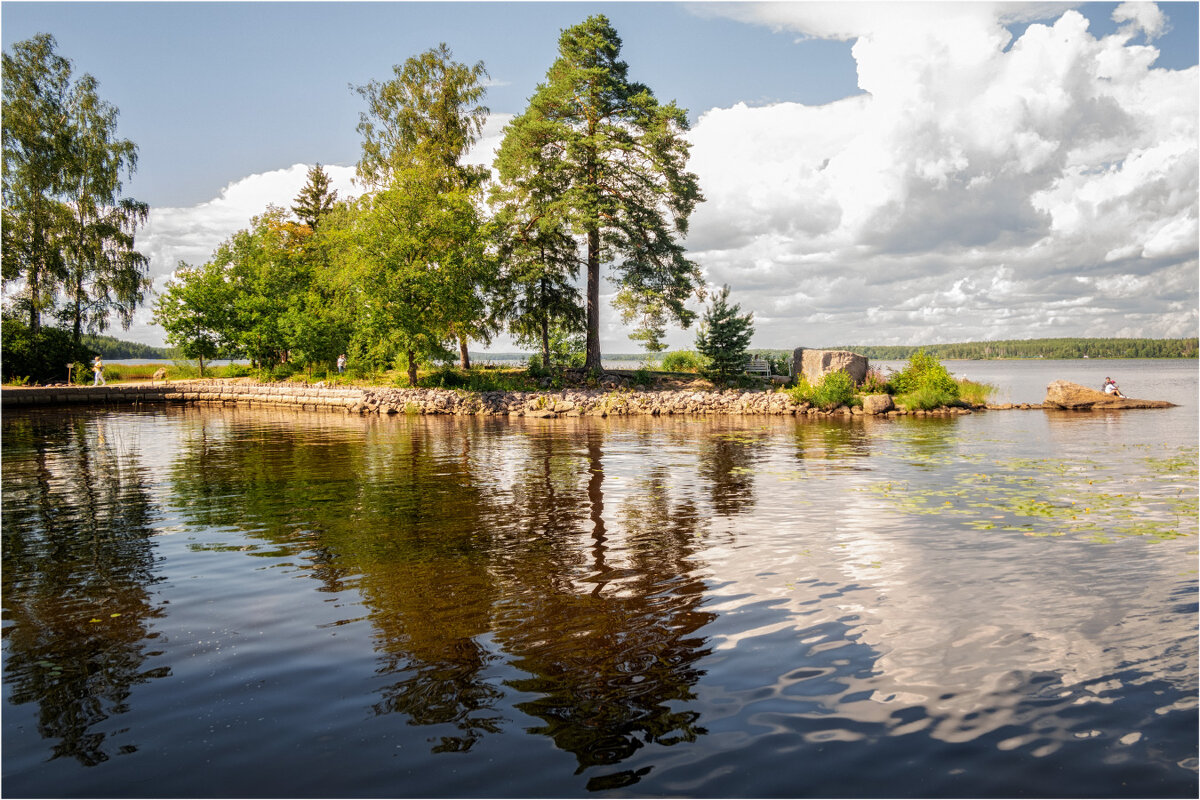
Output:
top-left (824, 338), bottom-right (1198, 360)
top-left (151, 17), bottom-right (704, 380)
top-left (4, 19), bottom-right (705, 383)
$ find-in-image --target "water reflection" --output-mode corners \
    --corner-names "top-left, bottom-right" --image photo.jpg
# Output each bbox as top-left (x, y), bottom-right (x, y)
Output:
top-left (493, 428), bottom-right (714, 790)
top-left (1, 413), bottom-right (167, 765)
top-left (698, 428), bottom-right (763, 516)
top-left (2, 406), bottom-right (1195, 797)
top-left (159, 413), bottom-right (719, 781)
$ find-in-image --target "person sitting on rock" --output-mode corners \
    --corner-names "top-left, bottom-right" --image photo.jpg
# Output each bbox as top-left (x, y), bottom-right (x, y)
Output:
top-left (1103, 377), bottom-right (1123, 397)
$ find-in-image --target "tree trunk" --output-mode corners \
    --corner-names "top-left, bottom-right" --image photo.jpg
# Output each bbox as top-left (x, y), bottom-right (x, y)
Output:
top-left (586, 430), bottom-right (610, 596)
top-left (584, 226), bottom-right (602, 372)
top-left (540, 315), bottom-right (551, 367)
top-left (198, 355), bottom-right (205, 378)
top-left (458, 335), bottom-right (470, 370)
top-left (28, 259), bottom-right (40, 333)
top-left (72, 270), bottom-right (83, 349)
top-left (407, 349), bottom-right (419, 386)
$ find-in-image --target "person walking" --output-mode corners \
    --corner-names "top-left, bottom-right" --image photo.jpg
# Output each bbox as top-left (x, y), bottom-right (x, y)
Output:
top-left (337, 354), bottom-right (347, 374)
top-left (92, 356), bottom-right (106, 386)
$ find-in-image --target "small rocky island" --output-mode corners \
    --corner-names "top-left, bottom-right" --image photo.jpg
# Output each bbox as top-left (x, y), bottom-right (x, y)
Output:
top-left (1043, 380), bottom-right (1177, 410)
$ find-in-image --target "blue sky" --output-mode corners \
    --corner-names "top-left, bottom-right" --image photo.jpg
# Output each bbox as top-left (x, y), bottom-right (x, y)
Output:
top-left (3, 2), bottom-right (1198, 350)
top-left (3, 1), bottom-right (870, 206)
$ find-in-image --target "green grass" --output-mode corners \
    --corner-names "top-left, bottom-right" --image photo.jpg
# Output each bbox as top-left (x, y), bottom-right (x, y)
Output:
top-left (957, 379), bottom-right (995, 406)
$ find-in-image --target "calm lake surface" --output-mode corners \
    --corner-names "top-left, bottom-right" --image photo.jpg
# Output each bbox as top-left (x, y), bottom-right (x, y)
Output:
top-left (3, 359), bottom-right (1196, 798)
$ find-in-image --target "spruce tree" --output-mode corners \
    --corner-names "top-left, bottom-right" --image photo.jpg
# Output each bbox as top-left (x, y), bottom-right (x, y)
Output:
top-left (695, 285), bottom-right (754, 383)
top-left (291, 164), bottom-right (337, 230)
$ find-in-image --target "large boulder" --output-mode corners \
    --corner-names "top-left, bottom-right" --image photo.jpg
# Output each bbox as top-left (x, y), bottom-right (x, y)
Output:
top-left (1043, 380), bottom-right (1176, 410)
top-left (792, 348), bottom-right (869, 385)
top-left (862, 394), bottom-right (895, 415)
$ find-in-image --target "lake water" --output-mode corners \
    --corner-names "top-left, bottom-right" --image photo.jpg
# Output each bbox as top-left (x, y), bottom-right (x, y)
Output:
top-left (2, 360), bottom-right (1196, 798)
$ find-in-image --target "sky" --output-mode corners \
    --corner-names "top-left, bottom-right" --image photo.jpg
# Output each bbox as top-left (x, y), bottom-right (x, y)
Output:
top-left (3, 1), bottom-right (1198, 352)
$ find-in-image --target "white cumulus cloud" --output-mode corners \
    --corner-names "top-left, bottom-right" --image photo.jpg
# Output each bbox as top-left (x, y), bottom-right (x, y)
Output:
top-left (683, 2), bottom-right (1198, 346)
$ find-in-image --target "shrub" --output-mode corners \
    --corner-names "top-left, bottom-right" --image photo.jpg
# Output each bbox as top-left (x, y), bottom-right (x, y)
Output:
top-left (811, 370), bottom-right (857, 409)
top-left (631, 367), bottom-right (653, 387)
top-left (860, 368), bottom-right (890, 394)
top-left (661, 350), bottom-right (703, 373)
top-left (894, 384), bottom-right (948, 411)
top-left (268, 362), bottom-right (301, 382)
top-left (420, 367), bottom-right (469, 389)
top-left (787, 370), bottom-right (858, 410)
top-left (763, 352), bottom-right (790, 376)
top-left (1, 315), bottom-right (95, 384)
top-left (887, 350), bottom-right (959, 404)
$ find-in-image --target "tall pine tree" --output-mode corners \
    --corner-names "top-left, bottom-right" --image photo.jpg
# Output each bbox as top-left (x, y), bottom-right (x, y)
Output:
top-left (494, 15), bottom-right (704, 372)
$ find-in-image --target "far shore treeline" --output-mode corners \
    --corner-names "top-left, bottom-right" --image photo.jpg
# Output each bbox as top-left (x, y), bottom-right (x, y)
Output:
top-left (84, 335), bottom-right (1198, 363)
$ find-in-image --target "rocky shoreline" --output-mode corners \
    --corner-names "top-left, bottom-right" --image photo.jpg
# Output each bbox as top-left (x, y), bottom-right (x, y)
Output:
top-left (7, 377), bottom-right (1172, 417)
top-left (1, 379), bottom-right (1019, 417)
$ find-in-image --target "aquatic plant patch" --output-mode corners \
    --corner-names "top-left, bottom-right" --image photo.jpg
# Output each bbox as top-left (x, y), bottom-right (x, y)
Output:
top-left (861, 444), bottom-right (1199, 543)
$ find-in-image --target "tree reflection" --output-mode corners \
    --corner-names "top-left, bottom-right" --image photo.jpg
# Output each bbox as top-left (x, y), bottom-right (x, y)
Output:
top-left (492, 425), bottom-right (715, 789)
top-left (166, 411), bottom-right (506, 753)
top-left (163, 412), bottom-right (719, 776)
top-left (697, 427), bottom-right (766, 516)
top-left (2, 412), bottom-right (167, 766)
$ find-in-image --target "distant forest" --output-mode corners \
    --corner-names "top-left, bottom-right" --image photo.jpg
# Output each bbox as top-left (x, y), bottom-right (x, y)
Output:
top-left (89, 335), bottom-right (1196, 363)
top-left (82, 334), bottom-right (172, 360)
top-left (812, 337), bottom-right (1198, 360)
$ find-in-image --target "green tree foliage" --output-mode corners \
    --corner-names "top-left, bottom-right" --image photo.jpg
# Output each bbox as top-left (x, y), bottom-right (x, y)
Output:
top-left (59, 72), bottom-right (150, 346)
top-left (495, 15), bottom-right (704, 371)
top-left (2, 34), bottom-right (149, 344)
top-left (341, 169), bottom-right (489, 383)
top-left (291, 163), bottom-right (338, 231)
top-left (79, 333), bottom-right (169, 360)
top-left (152, 261), bottom-right (234, 377)
top-left (153, 206), bottom-right (350, 376)
top-left (695, 285), bottom-right (754, 383)
top-left (613, 292), bottom-right (670, 354)
top-left (0, 313), bottom-right (94, 383)
top-left (489, 182), bottom-right (583, 367)
top-left (355, 42), bottom-right (489, 192)
top-left (2, 34), bottom-right (74, 332)
top-left (347, 45), bottom-right (493, 381)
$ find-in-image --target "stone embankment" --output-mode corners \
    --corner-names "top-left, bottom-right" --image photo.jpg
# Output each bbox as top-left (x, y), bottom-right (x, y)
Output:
top-left (1, 380), bottom-right (989, 418)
